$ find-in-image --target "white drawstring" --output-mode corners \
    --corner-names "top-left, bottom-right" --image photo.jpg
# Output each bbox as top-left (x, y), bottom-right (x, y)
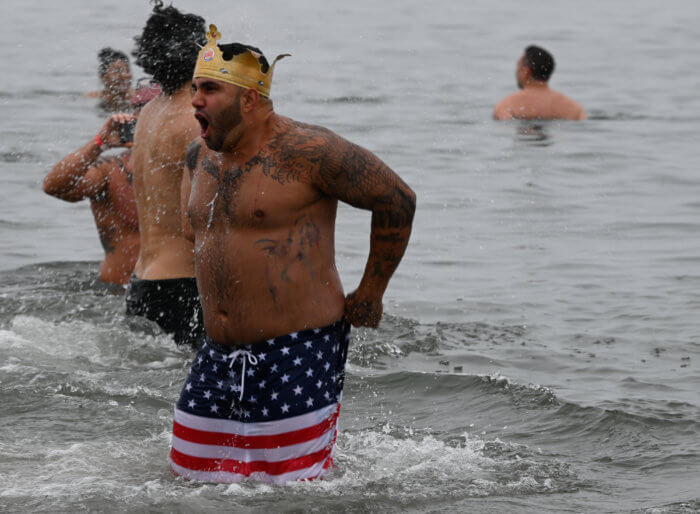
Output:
top-left (227, 349), bottom-right (258, 402)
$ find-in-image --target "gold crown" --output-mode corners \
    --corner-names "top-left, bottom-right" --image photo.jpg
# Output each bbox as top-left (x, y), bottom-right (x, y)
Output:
top-left (193, 24), bottom-right (289, 98)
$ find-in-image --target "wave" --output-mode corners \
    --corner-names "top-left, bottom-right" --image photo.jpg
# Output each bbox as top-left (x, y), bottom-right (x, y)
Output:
top-left (348, 314), bottom-right (530, 368)
top-left (307, 95), bottom-right (388, 105)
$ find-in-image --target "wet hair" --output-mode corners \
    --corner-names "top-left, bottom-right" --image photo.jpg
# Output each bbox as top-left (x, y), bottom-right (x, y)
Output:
top-left (132, 1), bottom-right (206, 95)
top-left (98, 48), bottom-right (129, 78)
top-left (524, 45), bottom-right (555, 81)
top-left (218, 43), bottom-right (270, 73)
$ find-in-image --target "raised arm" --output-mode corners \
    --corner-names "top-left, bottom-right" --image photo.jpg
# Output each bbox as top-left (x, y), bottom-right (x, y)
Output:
top-left (313, 132), bottom-right (416, 327)
top-left (43, 113), bottom-right (134, 202)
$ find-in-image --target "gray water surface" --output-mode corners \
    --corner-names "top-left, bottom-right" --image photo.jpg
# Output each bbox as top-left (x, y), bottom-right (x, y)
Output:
top-left (1, 0), bottom-right (699, 512)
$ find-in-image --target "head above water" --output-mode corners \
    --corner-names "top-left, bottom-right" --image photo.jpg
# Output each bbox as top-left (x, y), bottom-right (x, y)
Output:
top-left (517, 45), bottom-right (555, 88)
top-left (98, 48), bottom-right (129, 78)
top-left (98, 48), bottom-right (131, 92)
top-left (132, 0), bottom-right (206, 96)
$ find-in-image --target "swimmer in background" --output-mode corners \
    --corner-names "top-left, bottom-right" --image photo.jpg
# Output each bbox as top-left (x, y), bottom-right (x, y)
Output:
top-left (43, 85), bottom-right (160, 285)
top-left (85, 48), bottom-right (133, 112)
top-left (493, 45), bottom-right (586, 121)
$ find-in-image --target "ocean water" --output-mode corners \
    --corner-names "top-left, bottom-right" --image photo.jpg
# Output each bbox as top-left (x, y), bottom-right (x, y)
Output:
top-left (1, 0), bottom-right (699, 512)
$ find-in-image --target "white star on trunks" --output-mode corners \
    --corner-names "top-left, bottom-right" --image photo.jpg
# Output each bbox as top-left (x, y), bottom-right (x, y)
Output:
top-left (216, 381), bottom-right (223, 388)
top-left (305, 397), bottom-right (314, 407)
top-left (281, 403), bottom-right (290, 413)
top-left (258, 380), bottom-right (266, 389)
top-left (261, 407), bottom-right (269, 416)
top-left (293, 385), bottom-right (303, 396)
top-left (324, 362), bottom-right (330, 371)
top-left (270, 364), bottom-right (278, 373)
top-left (210, 404), bottom-right (218, 413)
top-left (304, 341), bottom-right (313, 349)
top-left (188, 400), bottom-right (196, 408)
top-left (290, 332), bottom-right (298, 340)
top-left (281, 374), bottom-right (290, 383)
top-left (212, 364), bottom-right (218, 372)
top-left (316, 351), bottom-right (323, 360)
top-left (247, 368), bottom-right (255, 377)
top-left (281, 347), bottom-right (290, 355)
top-left (270, 391), bottom-right (279, 401)
top-left (316, 379), bottom-right (323, 389)
top-left (258, 353), bottom-right (266, 361)
top-left (249, 396), bottom-right (257, 403)
top-left (203, 390), bottom-right (211, 399)
top-left (305, 368), bottom-right (313, 377)
top-left (185, 383), bottom-right (192, 391)
top-left (293, 357), bottom-right (302, 366)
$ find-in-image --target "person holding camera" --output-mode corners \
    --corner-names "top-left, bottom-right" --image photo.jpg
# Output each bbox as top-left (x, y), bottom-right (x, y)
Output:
top-left (43, 86), bottom-right (159, 285)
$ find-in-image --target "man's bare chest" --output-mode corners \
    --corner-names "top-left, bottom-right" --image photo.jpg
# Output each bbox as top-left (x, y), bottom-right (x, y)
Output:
top-left (188, 153), bottom-right (319, 230)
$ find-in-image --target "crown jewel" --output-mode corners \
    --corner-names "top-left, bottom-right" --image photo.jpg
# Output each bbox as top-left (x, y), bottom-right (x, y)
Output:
top-left (193, 24), bottom-right (289, 98)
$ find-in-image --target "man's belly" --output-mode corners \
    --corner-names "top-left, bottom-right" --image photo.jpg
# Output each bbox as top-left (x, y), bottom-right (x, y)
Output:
top-left (195, 232), bottom-right (345, 345)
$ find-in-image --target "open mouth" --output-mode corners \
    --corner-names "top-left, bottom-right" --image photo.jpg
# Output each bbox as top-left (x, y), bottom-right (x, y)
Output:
top-left (194, 111), bottom-right (210, 138)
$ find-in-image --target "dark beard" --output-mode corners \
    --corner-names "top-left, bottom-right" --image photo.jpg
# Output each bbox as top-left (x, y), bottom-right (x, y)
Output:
top-left (206, 98), bottom-right (242, 152)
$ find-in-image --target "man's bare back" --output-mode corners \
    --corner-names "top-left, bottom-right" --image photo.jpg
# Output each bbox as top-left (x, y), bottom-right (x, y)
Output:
top-left (43, 114), bottom-right (139, 285)
top-left (131, 89), bottom-right (199, 279)
top-left (89, 153), bottom-right (140, 283)
top-left (493, 86), bottom-right (586, 121)
top-left (494, 45), bottom-right (586, 121)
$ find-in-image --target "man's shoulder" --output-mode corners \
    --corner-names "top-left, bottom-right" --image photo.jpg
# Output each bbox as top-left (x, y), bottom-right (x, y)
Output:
top-left (550, 90), bottom-right (586, 119)
top-left (275, 116), bottom-right (337, 144)
top-left (494, 93), bottom-right (520, 119)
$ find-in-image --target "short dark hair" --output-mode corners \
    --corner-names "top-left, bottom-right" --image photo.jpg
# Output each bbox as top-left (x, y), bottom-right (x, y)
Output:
top-left (98, 48), bottom-right (129, 77)
top-left (132, 1), bottom-right (206, 95)
top-left (524, 45), bottom-right (555, 81)
top-left (218, 43), bottom-right (270, 73)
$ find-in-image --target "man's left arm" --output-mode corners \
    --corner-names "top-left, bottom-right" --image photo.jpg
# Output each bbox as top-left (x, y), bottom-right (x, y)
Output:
top-left (314, 134), bottom-right (416, 327)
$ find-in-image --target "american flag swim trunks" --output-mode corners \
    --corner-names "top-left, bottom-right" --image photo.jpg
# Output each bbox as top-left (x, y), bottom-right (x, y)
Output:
top-left (169, 318), bottom-right (350, 484)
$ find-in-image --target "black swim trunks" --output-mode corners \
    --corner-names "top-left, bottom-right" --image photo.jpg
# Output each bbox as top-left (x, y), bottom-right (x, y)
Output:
top-left (125, 276), bottom-right (204, 348)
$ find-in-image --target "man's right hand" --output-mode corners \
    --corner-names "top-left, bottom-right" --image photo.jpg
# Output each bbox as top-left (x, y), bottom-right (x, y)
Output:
top-left (345, 289), bottom-right (383, 328)
top-left (97, 113), bottom-right (135, 149)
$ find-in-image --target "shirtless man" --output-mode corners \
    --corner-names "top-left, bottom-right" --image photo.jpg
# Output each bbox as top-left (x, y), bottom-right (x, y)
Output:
top-left (125, 2), bottom-right (206, 347)
top-left (169, 26), bottom-right (416, 484)
top-left (85, 48), bottom-right (133, 112)
top-left (44, 86), bottom-right (160, 284)
top-left (493, 45), bottom-right (586, 121)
